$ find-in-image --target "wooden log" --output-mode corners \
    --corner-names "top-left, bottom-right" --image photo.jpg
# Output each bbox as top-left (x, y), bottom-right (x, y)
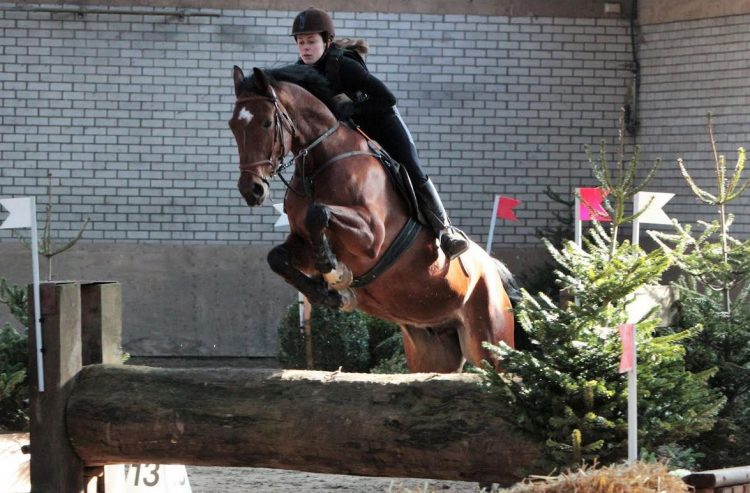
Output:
top-left (684, 465), bottom-right (750, 488)
top-left (66, 365), bottom-right (540, 485)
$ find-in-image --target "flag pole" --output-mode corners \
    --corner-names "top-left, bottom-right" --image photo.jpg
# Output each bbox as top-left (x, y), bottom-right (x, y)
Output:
top-left (628, 194), bottom-right (641, 462)
top-left (29, 198), bottom-right (45, 392)
top-left (628, 329), bottom-right (637, 462)
top-left (486, 194), bottom-right (500, 253)
top-left (574, 191), bottom-right (582, 249)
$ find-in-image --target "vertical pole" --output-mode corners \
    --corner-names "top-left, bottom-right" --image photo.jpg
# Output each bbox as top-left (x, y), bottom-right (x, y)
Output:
top-left (28, 281), bottom-right (85, 493)
top-left (628, 325), bottom-right (638, 463)
top-left (574, 192), bottom-right (582, 248)
top-left (29, 198), bottom-right (44, 392)
top-left (303, 295), bottom-right (313, 370)
top-left (485, 195), bottom-right (499, 253)
top-left (80, 282), bottom-right (125, 493)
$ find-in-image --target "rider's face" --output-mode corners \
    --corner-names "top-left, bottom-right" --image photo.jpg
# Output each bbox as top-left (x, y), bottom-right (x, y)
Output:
top-left (296, 33), bottom-right (327, 65)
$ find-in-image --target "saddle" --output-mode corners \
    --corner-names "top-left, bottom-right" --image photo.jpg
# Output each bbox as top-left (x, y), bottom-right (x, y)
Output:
top-left (352, 125), bottom-right (426, 226)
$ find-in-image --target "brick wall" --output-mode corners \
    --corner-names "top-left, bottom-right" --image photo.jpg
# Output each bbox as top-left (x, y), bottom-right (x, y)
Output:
top-left (0, 3), bottom-right (632, 249)
top-left (637, 13), bottom-right (750, 235)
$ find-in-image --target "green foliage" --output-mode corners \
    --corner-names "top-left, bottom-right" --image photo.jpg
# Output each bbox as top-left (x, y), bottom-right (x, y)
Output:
top-left (640, 443), bottom-right (704, 471)
top-left (650, 115), bottom-right (750, 468)
top-left (480, 227), bottom-right (723, 468)
top-left (0, 278), bottom-right (27, 327)
top-left (519, 186), bottom-right (574, 302)
top-left (0, 277), bottom-right (29, 431)
top-left (0, 323), bottom-right (28, 431)
top-left (278, 303), bottom-right (405, 373)
top-left (479, 118), bottom-right (724, 469)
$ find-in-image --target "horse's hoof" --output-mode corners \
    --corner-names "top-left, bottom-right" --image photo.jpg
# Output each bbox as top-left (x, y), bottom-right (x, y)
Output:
top-left (323, 263), bottom-right (353, 290)
top-left (339, 288), bottom-right (357, 312)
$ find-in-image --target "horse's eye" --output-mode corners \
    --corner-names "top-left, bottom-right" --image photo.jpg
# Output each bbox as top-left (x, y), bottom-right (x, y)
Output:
top-left (262, 119), bottom-right (273, 128)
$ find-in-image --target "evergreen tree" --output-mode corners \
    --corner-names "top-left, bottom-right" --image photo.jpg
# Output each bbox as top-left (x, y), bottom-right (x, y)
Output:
top-left (479, 117), bottom-right (724, 469)
top-left (650, 114), bottom-right (750, 468)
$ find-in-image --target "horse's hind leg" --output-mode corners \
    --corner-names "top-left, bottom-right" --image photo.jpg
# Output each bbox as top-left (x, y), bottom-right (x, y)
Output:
top-left (267, 235), bottom-right (343, 310)
top-left (401, 325), bottom-right (465, 373)
top-left (458, 274), bottom-right (515, 370)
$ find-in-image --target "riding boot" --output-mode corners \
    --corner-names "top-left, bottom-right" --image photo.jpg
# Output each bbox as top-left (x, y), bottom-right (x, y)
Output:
top-left (415, 179), bottom-right (470, 260)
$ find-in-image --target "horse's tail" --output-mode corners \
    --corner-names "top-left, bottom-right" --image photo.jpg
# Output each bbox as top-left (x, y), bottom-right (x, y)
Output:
top-left (493, 258), bottom-right (521, 305)
top-left (493, 258), bottom-right (534, 351)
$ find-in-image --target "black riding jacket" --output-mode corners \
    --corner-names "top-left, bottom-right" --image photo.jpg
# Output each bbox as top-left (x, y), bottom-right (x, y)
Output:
top-left (310, 47), bottom-right (396, 119)
top-left (299, 47), bottom-right (428, 185)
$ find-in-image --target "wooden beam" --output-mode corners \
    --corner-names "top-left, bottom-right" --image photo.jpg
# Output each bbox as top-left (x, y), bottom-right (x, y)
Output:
top-left (28, 282), bottom-right (87, 493)
top-left (66, 366), bottom-right (540, 485)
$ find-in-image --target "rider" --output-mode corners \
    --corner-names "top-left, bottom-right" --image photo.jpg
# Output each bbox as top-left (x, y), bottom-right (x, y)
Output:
top-left (291, 7), bottom-right (469, 260)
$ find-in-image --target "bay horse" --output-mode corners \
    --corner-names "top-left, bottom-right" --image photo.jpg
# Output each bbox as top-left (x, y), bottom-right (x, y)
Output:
top-left (230, 65), bottom-right (519, 372)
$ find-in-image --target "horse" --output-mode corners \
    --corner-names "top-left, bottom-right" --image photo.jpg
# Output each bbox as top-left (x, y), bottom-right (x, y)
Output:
top-left (229, 64), bottom-right (519, 373)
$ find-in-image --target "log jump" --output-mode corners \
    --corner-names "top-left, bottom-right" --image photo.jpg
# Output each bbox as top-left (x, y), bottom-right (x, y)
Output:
top-left (28, 281), bottom-right (539, 493)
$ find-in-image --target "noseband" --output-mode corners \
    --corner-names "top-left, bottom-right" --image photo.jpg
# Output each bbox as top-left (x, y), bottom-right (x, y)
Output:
top-left (235, 89), bottom-right (297, 179)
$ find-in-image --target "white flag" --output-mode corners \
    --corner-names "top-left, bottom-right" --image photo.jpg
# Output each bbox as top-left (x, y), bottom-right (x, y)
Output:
top-left (634, 192), bottom-right (674, 225)
top-left (0, 197), bottom-right (33, 229)
top-left (273, 203), bottom-right (289, 229)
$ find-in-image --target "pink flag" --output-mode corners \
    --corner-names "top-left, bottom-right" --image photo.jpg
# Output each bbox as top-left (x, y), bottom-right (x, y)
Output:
top-left (496, 196), bottom-right (520, 221)
top-left (618, 323), bottom-right (634, 373)
top-left (578, 187), bottom-right (611, 222)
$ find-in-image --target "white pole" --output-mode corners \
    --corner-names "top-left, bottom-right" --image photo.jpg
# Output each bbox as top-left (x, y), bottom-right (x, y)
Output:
top-left (628, 195), bottom-right (639, 462)
top-left (574, 192), bottom-right (582, 249)
top-left (29, 198), bottom-right (45, 392)
top-left (485, 195), bottom-right (500, 253)
top-left (628, 325), bottom-right (638, 462)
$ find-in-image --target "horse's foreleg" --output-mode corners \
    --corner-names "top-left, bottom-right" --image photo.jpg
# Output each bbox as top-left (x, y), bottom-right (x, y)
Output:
top-left (267, 237), bottom-right (343, 310)
top-left (305, 203), bottom-right (353, 290)
top-left (304, 202), bottom-right (385, 311)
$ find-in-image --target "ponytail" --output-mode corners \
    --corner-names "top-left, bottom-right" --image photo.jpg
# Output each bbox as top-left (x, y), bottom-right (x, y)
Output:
top-left (333, 38), bottom-right (369, 58)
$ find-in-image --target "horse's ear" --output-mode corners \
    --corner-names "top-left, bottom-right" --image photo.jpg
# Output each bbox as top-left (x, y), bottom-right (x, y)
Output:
top-left (252, 67), bottom-right (274, 98)
top-left (233, 66), bottom-right (244, 97)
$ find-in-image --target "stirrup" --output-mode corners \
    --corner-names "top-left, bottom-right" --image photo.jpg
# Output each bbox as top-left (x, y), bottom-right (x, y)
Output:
top-left (439, 228), bottom-right (469, 260)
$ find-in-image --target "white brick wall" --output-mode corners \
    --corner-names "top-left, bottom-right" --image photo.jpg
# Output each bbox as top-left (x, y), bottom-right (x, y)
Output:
top-left (637, 14), bottom-right (750, 236)
top-left (1, 4), bottom-right (637, 248)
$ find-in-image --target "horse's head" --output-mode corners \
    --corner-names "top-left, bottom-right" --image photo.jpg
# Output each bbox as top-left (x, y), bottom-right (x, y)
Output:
top-left (230, 67), bottom-right (297, 207)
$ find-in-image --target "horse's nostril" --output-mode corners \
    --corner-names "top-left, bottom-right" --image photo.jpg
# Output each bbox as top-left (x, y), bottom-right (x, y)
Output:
top-left (253, 183), bottom-right (265, 197)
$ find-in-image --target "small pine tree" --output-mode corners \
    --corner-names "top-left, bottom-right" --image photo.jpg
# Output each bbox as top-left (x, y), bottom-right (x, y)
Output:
top-left (650, 114), bottom-right (750, 468)
top-left (0, 279), bottom-right (29, 431)
top-left (479, 114), bottom-right (724, 469)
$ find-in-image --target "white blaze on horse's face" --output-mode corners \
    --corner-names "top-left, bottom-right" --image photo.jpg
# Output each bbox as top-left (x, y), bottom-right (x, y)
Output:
top-left (238, 107), bottom-right (253, 124)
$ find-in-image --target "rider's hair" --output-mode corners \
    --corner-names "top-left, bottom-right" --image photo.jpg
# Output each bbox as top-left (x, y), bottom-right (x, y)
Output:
top-left (333, 38), bottom-right (369, 57)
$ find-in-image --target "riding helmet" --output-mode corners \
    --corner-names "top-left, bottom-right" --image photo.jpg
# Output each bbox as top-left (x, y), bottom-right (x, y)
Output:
top-left (291, 7), bottom-right (335, 40)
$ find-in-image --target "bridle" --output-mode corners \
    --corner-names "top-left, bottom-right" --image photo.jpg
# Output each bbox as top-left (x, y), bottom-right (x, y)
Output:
top-left (235, 88), bottom-right (298, 181)
top-left (234, 88), bottom-right (345, 196)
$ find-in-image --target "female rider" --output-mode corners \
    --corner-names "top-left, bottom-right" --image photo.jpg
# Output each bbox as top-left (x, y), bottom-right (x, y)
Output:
top-left (291, 7), bottom-right (469, 260)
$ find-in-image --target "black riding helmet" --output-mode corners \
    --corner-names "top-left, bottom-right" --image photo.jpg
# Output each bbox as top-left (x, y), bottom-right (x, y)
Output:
top-left (291, 7), bottom-right (335, 42)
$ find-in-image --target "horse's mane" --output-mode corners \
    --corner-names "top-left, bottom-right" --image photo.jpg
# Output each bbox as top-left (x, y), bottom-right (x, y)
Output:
top-left (238, 64), bottom-right (340, 117)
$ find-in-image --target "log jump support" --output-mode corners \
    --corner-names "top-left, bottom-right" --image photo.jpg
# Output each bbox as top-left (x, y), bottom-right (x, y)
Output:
top-left (28, 281), bottom-right (539, 493)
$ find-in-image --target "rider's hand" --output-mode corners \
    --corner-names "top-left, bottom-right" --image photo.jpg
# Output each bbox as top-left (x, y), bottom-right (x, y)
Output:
top-left (337, 101), bottom-right (357, 120)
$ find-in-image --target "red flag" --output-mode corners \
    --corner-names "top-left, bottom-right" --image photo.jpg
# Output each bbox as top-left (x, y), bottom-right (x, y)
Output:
top-left (618, 323), bottom-right (634, 373)
top-left (496, 196), bottom-right (520, 221)
top-left (578, 187), bottom-right (611, 222)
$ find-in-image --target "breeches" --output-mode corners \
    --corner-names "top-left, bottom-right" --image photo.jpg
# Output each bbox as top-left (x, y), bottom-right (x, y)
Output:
top-left (357, 108), bottom-right (428, 186)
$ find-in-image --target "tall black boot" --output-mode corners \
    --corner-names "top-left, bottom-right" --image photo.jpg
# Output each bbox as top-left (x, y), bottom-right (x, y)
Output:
top-left (415, 179), bottom-right (469, 259)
